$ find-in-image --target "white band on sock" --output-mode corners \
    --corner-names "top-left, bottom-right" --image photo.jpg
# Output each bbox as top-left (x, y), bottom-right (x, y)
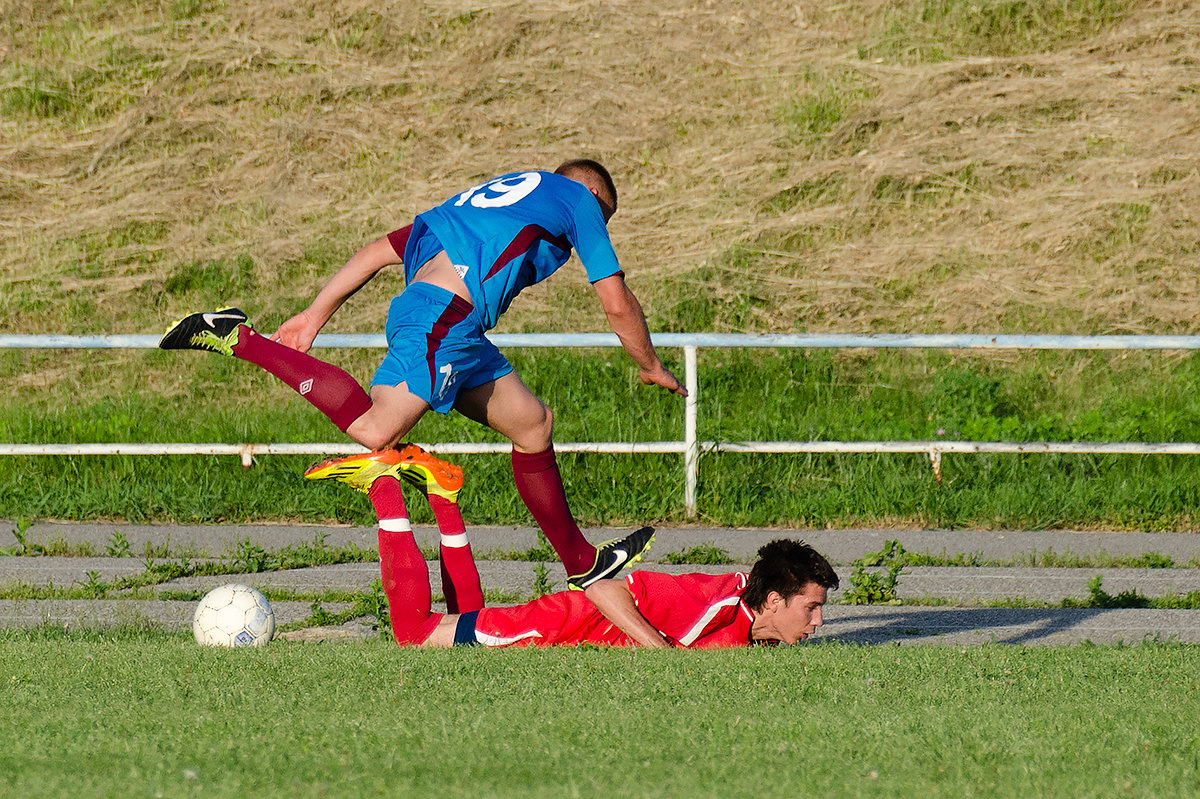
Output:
top-left (378, 517), bottom-right (411, 532)
top-left (440, 532), bottom-right (469, 548)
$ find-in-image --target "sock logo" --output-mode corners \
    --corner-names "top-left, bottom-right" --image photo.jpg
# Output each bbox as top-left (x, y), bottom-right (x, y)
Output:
top-left (299, 378), bottom-right (314, 395)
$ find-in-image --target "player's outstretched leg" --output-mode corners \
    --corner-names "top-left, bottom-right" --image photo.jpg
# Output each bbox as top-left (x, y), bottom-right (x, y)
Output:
top-left (306, 447), bottom-right (485, 617)
top-left (393, 444), bottom-right (481, 614)
top-left (159, 308), bottom-right (249, 355)
top-left (305, 451), bottom-right (441, 645)
top-left (566, 526), bottom-right (656, 591)
top-left (160, 308), bottom-right (373, 435)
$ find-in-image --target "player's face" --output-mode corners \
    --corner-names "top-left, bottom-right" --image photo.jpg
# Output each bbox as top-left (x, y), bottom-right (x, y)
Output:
top-left (766, 583), bottom-right (828, 645)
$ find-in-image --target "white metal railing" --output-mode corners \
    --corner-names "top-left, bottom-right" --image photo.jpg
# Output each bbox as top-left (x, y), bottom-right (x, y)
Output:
top-left (4, 332), bottom-right (1200, 517)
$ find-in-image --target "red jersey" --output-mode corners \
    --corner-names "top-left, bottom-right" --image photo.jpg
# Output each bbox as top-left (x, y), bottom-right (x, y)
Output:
top-left (471, 571), bottom-right (755, 648)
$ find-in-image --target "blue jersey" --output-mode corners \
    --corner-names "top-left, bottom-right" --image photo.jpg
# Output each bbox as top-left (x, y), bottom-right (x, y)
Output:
top-left (404, 171), bottom-right (622, 330)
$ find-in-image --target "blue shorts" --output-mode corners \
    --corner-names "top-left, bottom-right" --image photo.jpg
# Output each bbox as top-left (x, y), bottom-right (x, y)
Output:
top-left (454, 610), bottom-right (481, 646)
top-left (371, 283), bottom-right (513, 414)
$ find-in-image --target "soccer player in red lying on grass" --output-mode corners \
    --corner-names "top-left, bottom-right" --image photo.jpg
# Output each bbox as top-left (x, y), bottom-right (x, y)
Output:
top-left (306, 449), bottom-right (840, 649)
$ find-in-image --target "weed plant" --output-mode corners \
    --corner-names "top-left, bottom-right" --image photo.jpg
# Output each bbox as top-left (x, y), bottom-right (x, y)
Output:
top-left (844, 540), bottom-right (1200, 608)
top-left (660, 545), bottom-right (736, 565)
top-left (0, 530), bottom-right (378, 602)
top-left (918, 581), bottom-right (1200, 610)
top-left (843, 540), bottom-right (908, 605)
top-left (897, 548), bottom-right (1188, 569)
top-left (1061, 575), bottom-right (1200, 610)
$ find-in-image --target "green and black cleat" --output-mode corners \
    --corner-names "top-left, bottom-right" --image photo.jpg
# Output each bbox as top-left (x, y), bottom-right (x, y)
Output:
top-left (159, 308), bottom-right (250, 356)
top-left (567, 526), bottom-right (656, 591)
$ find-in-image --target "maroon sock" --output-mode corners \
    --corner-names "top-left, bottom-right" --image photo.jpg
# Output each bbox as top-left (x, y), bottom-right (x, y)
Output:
top-left (368, 478), bottom-right (438, 645)
top-left (430, 495), bottom-right (484, 614)
top-left (231, 326), bottom-right (373, 433)
top-left (510, 446), bottom-right (595, 574)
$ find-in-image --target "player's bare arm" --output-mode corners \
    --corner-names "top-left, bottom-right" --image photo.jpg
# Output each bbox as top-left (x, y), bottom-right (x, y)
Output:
top-left (272, 236), bottom-right (402, 352)
top-left (591, 274), bottom-right (687, 396)
top-left (584, 578), bottom-right (672, 648)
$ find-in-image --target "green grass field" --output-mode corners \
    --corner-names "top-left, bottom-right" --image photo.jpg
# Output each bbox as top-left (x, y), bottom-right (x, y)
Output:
top-left (1, 633), bottom-right (1197, 798)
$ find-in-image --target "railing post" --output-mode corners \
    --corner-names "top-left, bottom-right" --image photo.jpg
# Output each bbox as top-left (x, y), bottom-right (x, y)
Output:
top-left (684, 345), bottom-right (699, 517)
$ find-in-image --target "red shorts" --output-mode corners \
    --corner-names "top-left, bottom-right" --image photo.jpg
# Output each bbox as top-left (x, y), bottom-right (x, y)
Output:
top-left (469, 591), bottom-right (627, 648)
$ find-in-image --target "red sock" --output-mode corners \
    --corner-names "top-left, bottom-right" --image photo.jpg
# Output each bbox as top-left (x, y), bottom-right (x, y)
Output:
top-left (231, 326), bottom-right (373, 433)
top-left (368, 477), bottom-right (439, 645)
top-left (511, 447), bottom-right (595, 574)
top-left (368, 475), bottom-right (408, 519)
top-left (430, 495), bottom-right (484, 614)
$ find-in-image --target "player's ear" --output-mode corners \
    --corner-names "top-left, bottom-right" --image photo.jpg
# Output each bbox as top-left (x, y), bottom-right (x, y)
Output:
top-left (590, 188), bottom-right (615, 221)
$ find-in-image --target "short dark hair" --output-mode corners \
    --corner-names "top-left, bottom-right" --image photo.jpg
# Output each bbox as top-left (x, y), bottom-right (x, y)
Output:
top-left (555, 158), bottom-right (617, 214)
top-left (742, 539), bottom-right (839, 611)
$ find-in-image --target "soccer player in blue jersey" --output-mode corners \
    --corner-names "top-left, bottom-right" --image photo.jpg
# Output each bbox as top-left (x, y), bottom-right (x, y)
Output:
top-left (161, 159), bottom-right (684, 589)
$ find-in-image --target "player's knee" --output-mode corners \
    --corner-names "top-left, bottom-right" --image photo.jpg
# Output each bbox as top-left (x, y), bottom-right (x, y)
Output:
top-left (362, 431), bottom-right (393, 450)
top-left (346, 415), bottom-right (398, 451)
top-left (532, 403), bottom-right (554, 447)
top-left (511, 403), bottom-right (553, 452)
top-left (354, 428), bottom-right (391, 451)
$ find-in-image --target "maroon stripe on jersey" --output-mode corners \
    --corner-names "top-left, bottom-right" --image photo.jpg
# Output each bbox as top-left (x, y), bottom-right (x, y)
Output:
top-left (483, 224), bottom-right (571, 282)
top-left (424, 294), bottom-right (475, 391)
top-left (387, 224), bottom-right (414, 260)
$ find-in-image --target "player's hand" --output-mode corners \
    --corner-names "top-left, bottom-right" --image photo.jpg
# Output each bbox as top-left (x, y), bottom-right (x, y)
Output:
top-left (270, 310), bottom-right (320, 353)
top-left (640, 364), bottom-right (688, 397)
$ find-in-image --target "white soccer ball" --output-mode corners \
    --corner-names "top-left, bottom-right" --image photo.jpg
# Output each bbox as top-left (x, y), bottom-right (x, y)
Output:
top-left (192, 583), bottom-right (276, 647)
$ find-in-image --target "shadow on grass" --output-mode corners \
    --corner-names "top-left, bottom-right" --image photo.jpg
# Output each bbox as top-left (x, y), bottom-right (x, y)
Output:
top-left (819, 606), bottom-right (1191, 646)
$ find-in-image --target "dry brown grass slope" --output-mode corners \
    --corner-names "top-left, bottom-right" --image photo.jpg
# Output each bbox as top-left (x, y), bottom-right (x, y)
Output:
top-left (1, 0), bottom-right (1198, 344)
